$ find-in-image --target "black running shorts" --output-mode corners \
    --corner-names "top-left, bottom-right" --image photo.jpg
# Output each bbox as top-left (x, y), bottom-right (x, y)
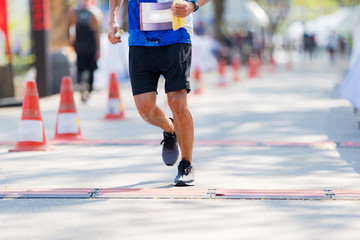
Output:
top-left (129, 43), bottom-right (192, 96)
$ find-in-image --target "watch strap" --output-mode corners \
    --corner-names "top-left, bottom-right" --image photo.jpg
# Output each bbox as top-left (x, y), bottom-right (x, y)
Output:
top-left (187, 0), bottom-right (199, 12)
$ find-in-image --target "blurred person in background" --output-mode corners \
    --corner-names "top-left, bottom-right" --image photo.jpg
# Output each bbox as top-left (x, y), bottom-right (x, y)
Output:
top-left (338, 36), bottom-right (348, 59)
top-left (303, 32), bottom-right (317, 61)
top-left (327, 31), bottom-right (337, 63)
top-left (68, 0), bottom-right (102, 102)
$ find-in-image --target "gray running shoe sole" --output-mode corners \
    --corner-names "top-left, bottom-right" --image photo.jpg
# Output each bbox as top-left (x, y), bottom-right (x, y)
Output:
top-left (161, 131), bottom-right (179, 166)
top-left (174, 179), bottom-right (195, 187)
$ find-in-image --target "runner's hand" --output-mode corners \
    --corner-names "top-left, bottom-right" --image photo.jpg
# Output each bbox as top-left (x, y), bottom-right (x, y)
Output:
top-left (108, 23), bottom-right (122, 44)
top-left (171, 1), bottom-right (195, 18)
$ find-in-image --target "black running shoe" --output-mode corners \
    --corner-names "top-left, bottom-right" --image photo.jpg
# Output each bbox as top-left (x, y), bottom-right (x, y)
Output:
top-left (174, 159), bottom-right (195, 186)
top-left (160, 131), bottom-right (179, 166)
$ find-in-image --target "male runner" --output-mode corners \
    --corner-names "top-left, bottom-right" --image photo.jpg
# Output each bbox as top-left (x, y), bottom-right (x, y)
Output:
top-left (108, 0), bottom-right (209, 186)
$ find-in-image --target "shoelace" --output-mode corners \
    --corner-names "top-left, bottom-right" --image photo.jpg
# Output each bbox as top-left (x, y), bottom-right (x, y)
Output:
top-left (160, 133), bottom-right (176, 150)
top-left (178, 160), bottom-right (192, 175)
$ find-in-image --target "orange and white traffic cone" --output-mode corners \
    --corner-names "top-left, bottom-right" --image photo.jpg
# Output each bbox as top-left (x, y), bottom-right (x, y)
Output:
top-left (193, 66), bottom-right (205, 95)
top-left (248, 54), bottom-right (261, 78)
top-left (53, 76), bottom-right (84, 141)
top-left (105, 73), bottom-right (125, 120)
top-left (218, 58), bottom-right (227, 87)
top-left (9, 80), bottom-right (52, 152)
top-left (232, 57), bottom-right (241, 82)
top-left (286, 56), bottom-right (293, 71)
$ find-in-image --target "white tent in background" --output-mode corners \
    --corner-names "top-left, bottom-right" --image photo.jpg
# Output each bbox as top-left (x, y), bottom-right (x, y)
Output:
top-left (349, 15), bottom-right (360, 68)
top-left (339, 19), bottom-right (360, 110)
top-left (304, 7), bottom-right (355, 46)
top-left (198, 0), bottom-right (269, 28)
top-left (286, 21), bottom-right (305, 41)
top-left (224, 0), bottom-right (269, 28)
top-left (285, 7), bottom-right (359, 46)
top-left (335, 6), bottom-right (360, 34)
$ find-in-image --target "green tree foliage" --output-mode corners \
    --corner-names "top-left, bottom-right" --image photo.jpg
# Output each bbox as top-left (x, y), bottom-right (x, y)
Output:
top-left (290, 0), bottom-right (359, 20)
top-left (254, 0), bottom-right (359, 34)
top-left (333, 0), bottom-right (359, 7)
top-left (50, 0), bottom-right (72, 50)
top-left (253, 0), bottom-right (290, 35)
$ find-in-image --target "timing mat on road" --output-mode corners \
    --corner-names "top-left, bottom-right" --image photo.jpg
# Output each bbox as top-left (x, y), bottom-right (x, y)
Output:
top-left (1, 140), bottom-right (360, 148)
top-left (1, 188), bottom-right (360, 201)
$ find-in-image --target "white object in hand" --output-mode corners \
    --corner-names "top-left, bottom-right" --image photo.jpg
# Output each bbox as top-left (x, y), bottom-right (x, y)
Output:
top-left (115, 30), bottom-right (124, 38)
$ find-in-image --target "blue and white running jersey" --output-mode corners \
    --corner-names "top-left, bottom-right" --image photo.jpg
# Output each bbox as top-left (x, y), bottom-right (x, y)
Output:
top-left (128, 0), bottom-right (193, 46)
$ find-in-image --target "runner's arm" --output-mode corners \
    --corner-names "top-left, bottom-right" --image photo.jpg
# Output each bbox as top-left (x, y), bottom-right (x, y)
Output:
top-left (108, 0), bottom-right (124, 44)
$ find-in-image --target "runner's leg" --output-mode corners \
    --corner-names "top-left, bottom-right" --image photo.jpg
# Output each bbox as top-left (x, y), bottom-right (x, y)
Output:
top-left (134, 91), bottom-right (174, 133)
top-left (167, 89), bottom-right (194, 163)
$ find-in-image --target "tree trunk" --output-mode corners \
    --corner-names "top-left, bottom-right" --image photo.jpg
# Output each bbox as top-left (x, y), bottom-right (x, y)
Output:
top-left (213, 0), bottom-right (225, 42)
top-left (49, 0), bottom-right (71, 51)
top-left (122, 0), bottom-right (129, 31)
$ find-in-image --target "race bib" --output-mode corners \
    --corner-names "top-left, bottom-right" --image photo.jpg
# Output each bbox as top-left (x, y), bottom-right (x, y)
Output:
top-left (140, 2), bottom-right (173, 31)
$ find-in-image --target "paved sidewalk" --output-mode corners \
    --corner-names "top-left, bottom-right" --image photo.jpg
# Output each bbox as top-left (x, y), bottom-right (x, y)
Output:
top-left (1, 58), bottom-right (360, 240)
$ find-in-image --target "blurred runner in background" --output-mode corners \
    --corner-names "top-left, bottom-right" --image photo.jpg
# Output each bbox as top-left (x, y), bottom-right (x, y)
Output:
top-left (68, 0), bottom-right (102, 102)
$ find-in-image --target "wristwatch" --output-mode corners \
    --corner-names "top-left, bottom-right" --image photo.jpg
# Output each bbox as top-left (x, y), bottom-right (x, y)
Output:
top-left (187, 0), bottom-right (199, 12)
